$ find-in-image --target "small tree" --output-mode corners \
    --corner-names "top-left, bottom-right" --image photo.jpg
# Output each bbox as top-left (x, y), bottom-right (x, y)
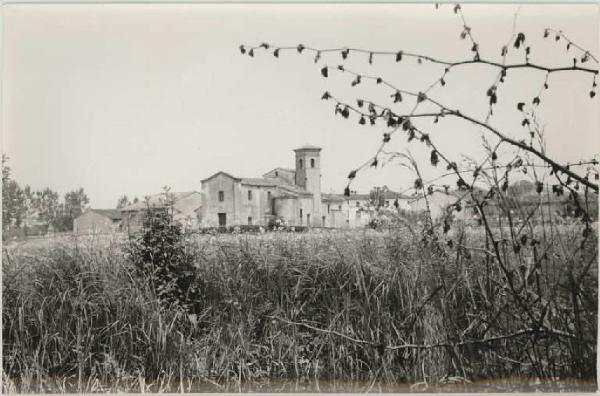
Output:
top-left (2, 155), bottom-right (28, 231)
top-left (128, 188), bottom-right (201, 313)
top-left (52, 188), bottom-right (90, 231)
top-left (116, 195), bottom-right (131, 209)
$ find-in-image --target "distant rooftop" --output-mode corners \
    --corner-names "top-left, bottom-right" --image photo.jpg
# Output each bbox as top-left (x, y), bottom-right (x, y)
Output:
top-left (88, 209), bottom-right (123, 220)
top-left (294, 144), bottom-right (322, 152)
top-left (120, 191), bottom-right (199, 211)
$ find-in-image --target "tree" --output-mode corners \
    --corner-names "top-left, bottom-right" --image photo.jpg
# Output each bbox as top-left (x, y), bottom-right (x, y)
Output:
top-left (116, 195), bottom-right (131, 209)
top-left (2, 155), bottom-right (28, 231)
top-left (34, 188), bottom-right (60, 228)
top-left (240, 6), bottom-right (598, 200)
top-left (53, 188), bottom-right (90, 232)
top-left (240, 4), bottom-right (599, 383)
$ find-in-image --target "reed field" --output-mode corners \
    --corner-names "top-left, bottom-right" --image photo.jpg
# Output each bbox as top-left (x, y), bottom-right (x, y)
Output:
top-left (2, 216), bottom-right (597, 393)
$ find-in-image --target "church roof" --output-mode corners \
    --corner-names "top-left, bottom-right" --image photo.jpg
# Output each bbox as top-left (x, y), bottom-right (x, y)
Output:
top-left (201, 171), bottom-right (240, 183)
top-left (241, 178), bottom-right (283, 187)
top-left (242, 177), bottom-right (313, 196)
top-left (263, 167), bottom-right (295, 175)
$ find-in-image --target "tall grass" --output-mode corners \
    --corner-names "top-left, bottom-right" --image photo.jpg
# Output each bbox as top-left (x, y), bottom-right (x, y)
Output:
top-left (2, 222), bottom-right (597, 393)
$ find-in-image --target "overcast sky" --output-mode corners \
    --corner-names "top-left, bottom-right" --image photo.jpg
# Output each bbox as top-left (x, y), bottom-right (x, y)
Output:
top-left (2, 3), bottom-right (598, 207)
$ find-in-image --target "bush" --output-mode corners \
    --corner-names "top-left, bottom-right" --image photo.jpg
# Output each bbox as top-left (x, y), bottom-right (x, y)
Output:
top-left (128, 207), bottom-right (202, 313)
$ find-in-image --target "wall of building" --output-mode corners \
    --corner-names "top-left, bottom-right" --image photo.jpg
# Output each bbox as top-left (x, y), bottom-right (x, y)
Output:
top-left (275, 197), bottom-right (318, 226)
top-left (173, 192), bottom-right (203, 229)
top-left (239, 184), bottom-right (277, 226)
top-left (201, 175), bottom-right (287, 227)
top-left (409, 191), bottom-right (459, 220)
top-left (74, 212), bottom-right (120, 234)
top-left (201, 174), bottom-right (242, 227)
top-left (321, 200), bottom-right (350, 228)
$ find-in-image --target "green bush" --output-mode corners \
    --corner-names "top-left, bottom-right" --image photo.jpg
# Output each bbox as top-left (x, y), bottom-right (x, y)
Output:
top-left (128, 208), bottom-right (202, 313)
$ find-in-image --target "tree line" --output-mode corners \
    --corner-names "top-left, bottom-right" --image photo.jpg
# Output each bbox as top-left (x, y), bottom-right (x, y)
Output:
top-left (2, 155), bottom-right (90, 236)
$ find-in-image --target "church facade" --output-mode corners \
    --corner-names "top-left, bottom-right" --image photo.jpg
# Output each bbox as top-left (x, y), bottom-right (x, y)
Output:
top-left (199, 145), bottom-right (372, 228)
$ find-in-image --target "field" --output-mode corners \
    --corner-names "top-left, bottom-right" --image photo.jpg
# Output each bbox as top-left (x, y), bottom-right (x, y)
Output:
top-left (2, 222), bottom-right (598, 393)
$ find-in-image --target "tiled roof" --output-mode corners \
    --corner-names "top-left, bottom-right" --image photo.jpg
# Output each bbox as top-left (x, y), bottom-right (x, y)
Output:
top-left (263, 167), bottom-right (295, 176)
top-left (89, 209), bottom-right (123, 220)
top-left (120, 191), bottom-right (198, 211)
top-left (374, 190), bottom-right (413, 199)
top-left (241, 177), bottom-right (312, 196)
top-left (201, 171), bottom-right (240, 183)
top-left (241, 178), bottom-right (283, 187)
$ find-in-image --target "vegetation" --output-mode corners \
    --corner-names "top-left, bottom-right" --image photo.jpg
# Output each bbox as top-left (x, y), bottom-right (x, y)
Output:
top-left (2, 210), bottom-right (597, 392)
top-left (2, 155), bottom-right (90, 237)
top-left (3, 3), bottom-right (598, 393)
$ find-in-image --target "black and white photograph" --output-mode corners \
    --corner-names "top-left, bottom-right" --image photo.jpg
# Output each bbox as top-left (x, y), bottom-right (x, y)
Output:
top-left (1, 1), bottom-right (599, 393)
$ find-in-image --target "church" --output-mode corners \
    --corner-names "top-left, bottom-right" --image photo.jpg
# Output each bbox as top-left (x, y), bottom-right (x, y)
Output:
top-left (199, 145), bottom-right (373, 228)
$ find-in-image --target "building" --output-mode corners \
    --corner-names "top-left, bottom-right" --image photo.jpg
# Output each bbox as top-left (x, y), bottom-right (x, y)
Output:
top-left (199, 145), bottom-right (374, 228)
top-left (74, 209), bottom-right (123, 234)
top-left (120, 191), bottom-right (202, 232)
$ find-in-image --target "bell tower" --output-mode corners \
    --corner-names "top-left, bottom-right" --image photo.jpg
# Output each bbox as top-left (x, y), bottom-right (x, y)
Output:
top-left (294, 145), bottom-right (322, 225)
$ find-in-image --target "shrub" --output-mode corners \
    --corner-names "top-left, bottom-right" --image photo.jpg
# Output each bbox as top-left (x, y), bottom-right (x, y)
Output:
top-left (128, 207), bottom-right (202, 313)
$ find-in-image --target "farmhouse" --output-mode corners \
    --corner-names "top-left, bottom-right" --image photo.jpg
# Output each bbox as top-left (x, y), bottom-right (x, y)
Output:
top-left (74, 209), bottom-right (123, 234)
top-left (200, 145), bottom-right (378, 228)
top-left (120, 191), bottom-right (202, 232)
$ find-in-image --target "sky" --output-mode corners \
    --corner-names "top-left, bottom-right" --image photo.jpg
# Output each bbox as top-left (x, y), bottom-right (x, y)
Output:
top-left (2, 3), bottom-right (598, 208)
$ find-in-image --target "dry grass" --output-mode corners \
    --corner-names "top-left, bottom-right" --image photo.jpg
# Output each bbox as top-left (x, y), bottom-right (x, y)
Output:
top-left (2, 223), bottom-right (597, 393)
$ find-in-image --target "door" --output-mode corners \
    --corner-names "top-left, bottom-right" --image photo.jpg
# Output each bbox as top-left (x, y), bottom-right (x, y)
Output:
top-left (218, 213), bottom-right (226, 227)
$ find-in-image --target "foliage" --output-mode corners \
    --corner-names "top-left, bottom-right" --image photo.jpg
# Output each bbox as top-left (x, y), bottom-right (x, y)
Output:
top-left (236, 3), bottom-right (600, 388)
top-left (31, 188), bottom-right (60, 228)
top-left (2, 156), bottom-right (90, 235)
top-left (2, 155), bottom-right (27, 231)
top-left (116, 195), bottom-right (131, 209)
top-left (52, 188), bottom-right (90, 232)
top-left (127, 203), bottom-right (202, 313)
top-left (3, 226), bottom-right (597, 392)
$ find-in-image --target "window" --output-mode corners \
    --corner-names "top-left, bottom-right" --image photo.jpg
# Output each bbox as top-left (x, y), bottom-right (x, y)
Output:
top-left (322, 216), bottom-right (326, 226)
top-left (248, 216), bottom-right (253, 225)
top-left (218, 191), bottom-right (224, 202)
top-left (339, 205), bottom-right (342, 210)
top-left (299, 159), bottom-right (303, 168)
top-left (248, 190), bottom-right (252, 200)
top-left (310, 158), bottom-right (315, 168)
top-left (275, 171), bottom-right (279, 177)
top-left (299, 209), bottom-right (303, 224)
top-left (327, 204), bottom-right (330, 214)
top-left (267, 191), bottom-right (271, 200)
top-left (356, 201), bottom-right (361, 207)
top-left (307, 214), bottom-right (311, 226)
